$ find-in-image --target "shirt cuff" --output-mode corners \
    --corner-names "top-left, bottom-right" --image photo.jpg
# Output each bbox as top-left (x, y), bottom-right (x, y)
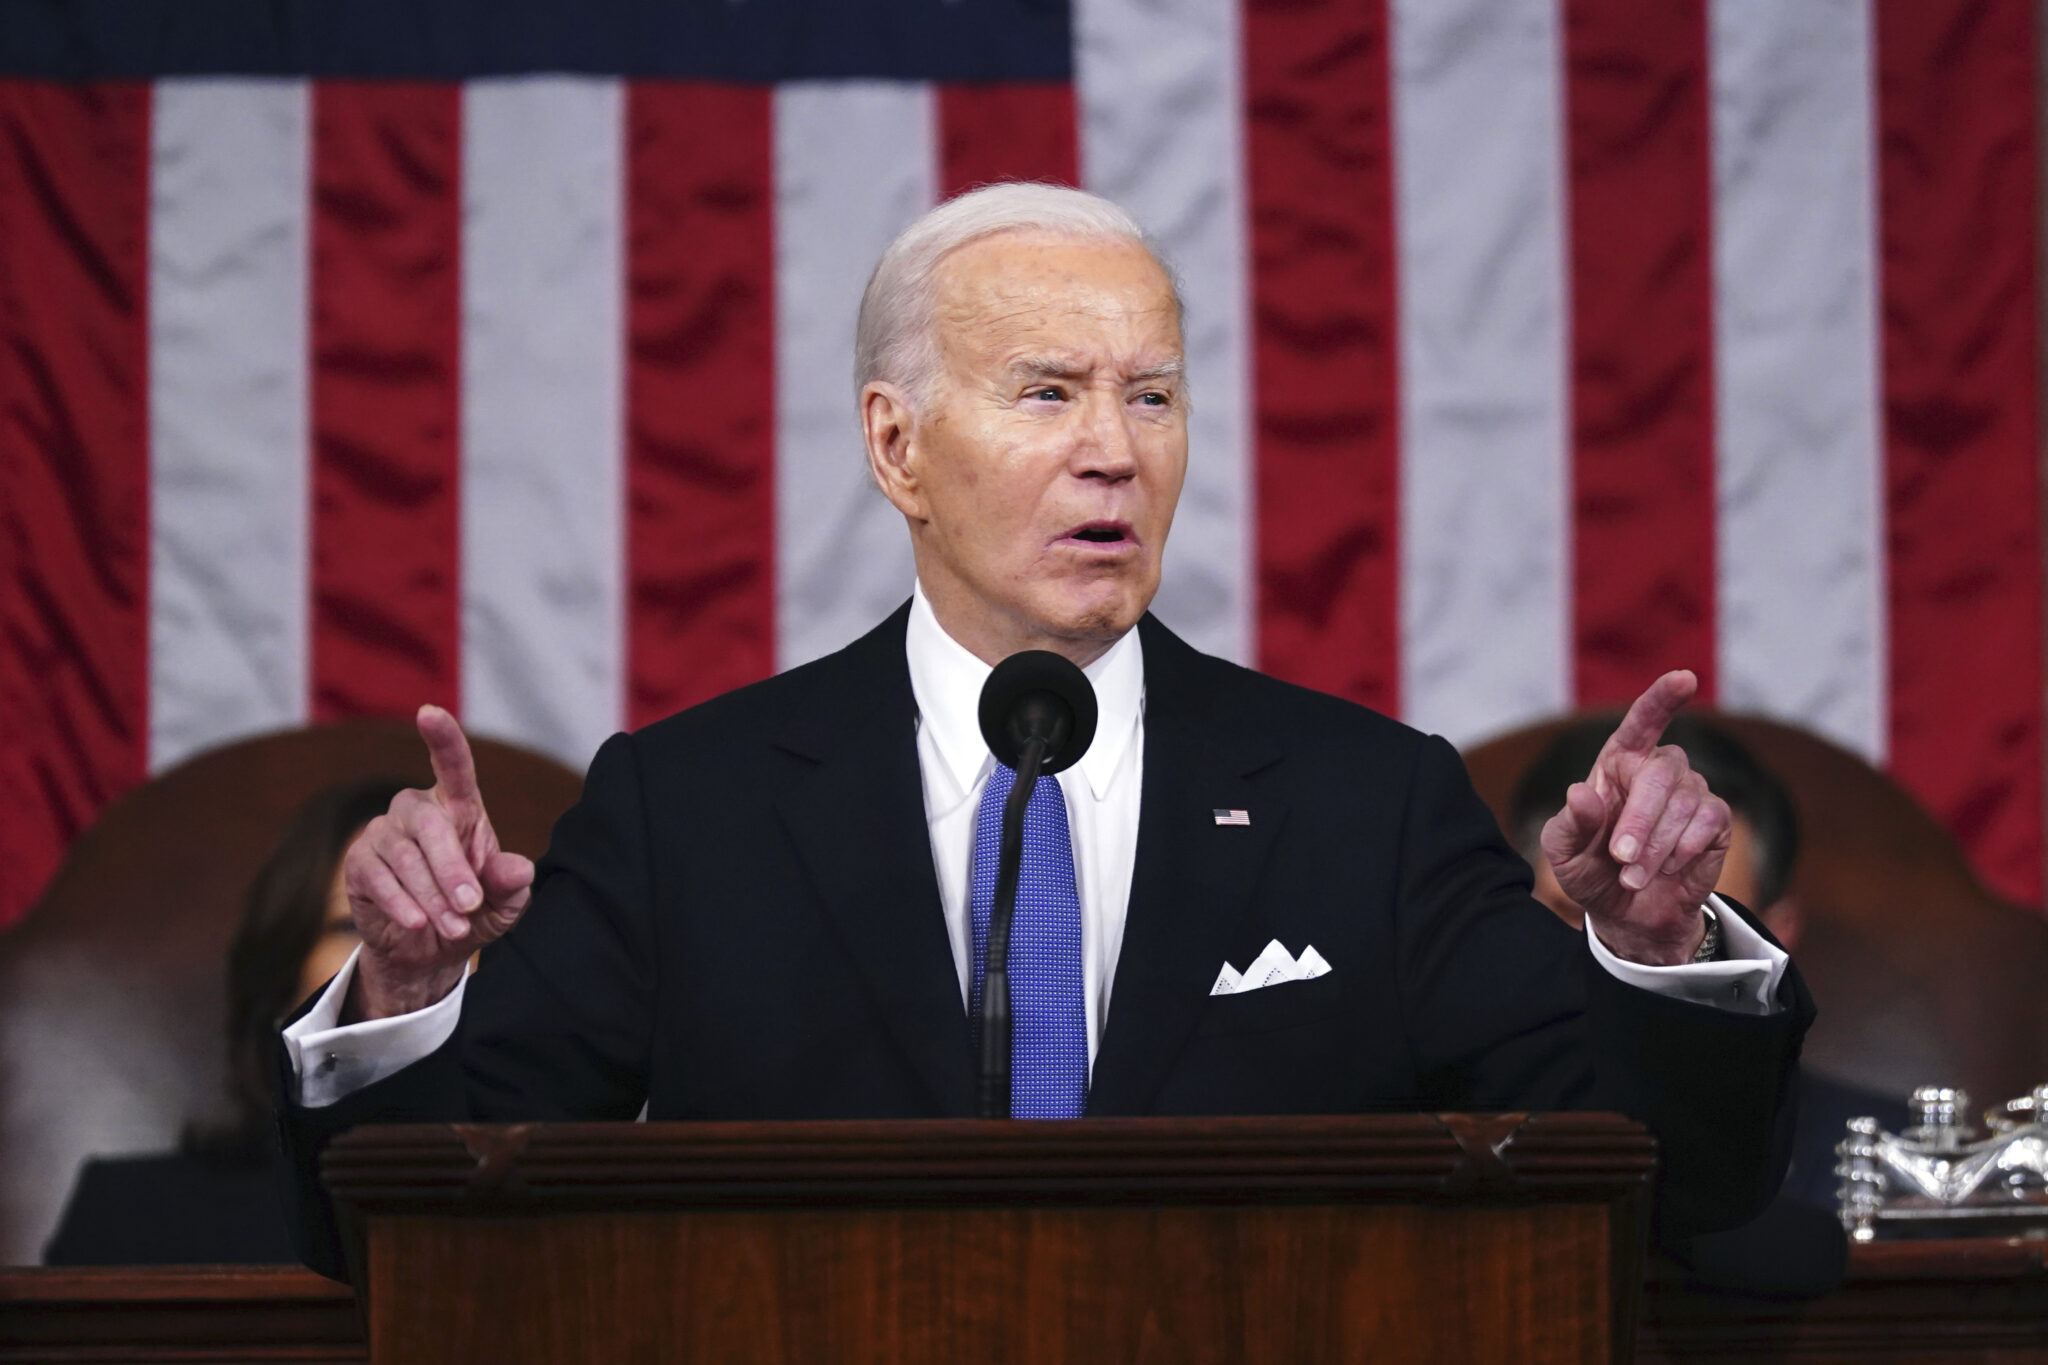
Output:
top-left (281, 945), bottom-right (467, 1109)
top-left (1585, 894), bottom-right (1789, 1016)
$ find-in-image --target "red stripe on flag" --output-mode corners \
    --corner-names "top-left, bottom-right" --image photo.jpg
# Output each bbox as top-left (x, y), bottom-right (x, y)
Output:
top-left (937, 82), bottom-right (1079, 195)
top-left (0, 83), bottom-right (152, 929)
top-left (1562, 0), bottom-right (1719, 707)
top-left (1246, 0), bottom-right (1402, 715)
top-left (1876, 0), bottom-right (2044, 904)
top-left (308, 83), bottom-right (463, 722)
top-left (625, 84), bottom-right (777, 727)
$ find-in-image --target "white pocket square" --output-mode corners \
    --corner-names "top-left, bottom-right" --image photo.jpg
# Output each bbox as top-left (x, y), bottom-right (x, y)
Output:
top-left (1210, 939), bottom-right (1333, 996)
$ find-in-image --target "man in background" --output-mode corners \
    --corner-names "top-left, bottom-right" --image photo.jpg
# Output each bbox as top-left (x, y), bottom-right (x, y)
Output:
top-left (1511, 716), bottom-right (1907, 1295)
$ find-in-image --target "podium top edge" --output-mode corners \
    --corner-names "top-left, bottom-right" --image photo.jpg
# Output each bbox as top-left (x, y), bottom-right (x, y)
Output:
top-left (321, 1112), bottom-right (1654, 1210)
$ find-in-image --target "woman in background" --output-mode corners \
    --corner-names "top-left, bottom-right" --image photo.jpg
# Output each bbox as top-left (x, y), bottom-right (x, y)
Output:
top-left (43, 778), bottom-right (404, 1265)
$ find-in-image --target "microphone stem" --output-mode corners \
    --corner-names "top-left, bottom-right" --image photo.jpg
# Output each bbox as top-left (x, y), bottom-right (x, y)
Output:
top-left (977, 733), bottom-right (1048, 1120)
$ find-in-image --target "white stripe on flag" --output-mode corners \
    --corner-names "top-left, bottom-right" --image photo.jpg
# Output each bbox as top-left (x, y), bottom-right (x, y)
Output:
top-left (1392, 0), bottom-right (1573, 746)
top-left (460, 78), bottom-right (626, 771)
top-left (148, 78), bottom-right (311, 773)
top-left (1709, 0), bottom-right (1886, 760)
top-left (773, 82), bottom-right (933, 670)
top-left (1076, 0), bottom-right (1253, 664)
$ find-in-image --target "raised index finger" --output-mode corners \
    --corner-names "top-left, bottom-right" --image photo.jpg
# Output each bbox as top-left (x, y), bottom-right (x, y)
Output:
top-left (416, 704), bottom-right (483, 820)
top-left (1603, 669), bottom-right (1699, 759)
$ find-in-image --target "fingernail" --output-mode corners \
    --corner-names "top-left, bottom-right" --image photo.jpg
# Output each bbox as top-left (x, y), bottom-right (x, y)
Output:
top-left (1621, 864), bottom-right (1649, 891)
top-left (1614, 835), bottom-right (1639, 864)
top-left (456, 884), bottom-right (479, 911)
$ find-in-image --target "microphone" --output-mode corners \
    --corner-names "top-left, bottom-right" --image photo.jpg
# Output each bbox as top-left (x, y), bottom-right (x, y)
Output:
top-left (974, 650), bottom-right (1098, 1119)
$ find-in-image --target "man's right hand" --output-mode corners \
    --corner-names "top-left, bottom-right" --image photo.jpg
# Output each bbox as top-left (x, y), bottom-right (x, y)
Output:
top-left (340, 705), bottom-right (535, 1022)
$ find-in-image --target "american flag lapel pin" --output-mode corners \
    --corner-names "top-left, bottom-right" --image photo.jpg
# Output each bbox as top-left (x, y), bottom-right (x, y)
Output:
top-left (1213, 809), bottom-right (1251, 827)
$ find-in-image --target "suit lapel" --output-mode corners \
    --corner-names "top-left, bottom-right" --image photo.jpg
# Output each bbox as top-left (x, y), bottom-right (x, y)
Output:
top-left (770, 606), bottom-right (976, 1116)
top-left (1088, 619), bottom-right (1288, 1115)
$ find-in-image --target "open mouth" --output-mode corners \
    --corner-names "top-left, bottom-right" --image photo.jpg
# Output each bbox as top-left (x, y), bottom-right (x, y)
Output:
top-left (1063, 521), bottom-right (1135, 546)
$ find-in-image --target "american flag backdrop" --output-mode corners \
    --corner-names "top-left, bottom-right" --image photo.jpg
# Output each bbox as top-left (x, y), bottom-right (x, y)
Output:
top-left (2, 0), bottom-right (2041, 931)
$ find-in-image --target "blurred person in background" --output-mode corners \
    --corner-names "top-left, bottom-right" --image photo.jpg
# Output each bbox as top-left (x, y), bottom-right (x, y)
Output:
top-left (1511, 717), bottom-right (1908, 1296)
top-left (43, 778), bottom-right (406, 1265)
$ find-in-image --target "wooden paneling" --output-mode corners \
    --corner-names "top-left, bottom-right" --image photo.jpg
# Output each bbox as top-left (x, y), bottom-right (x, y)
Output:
top-left (7, 1238), bottom-right (2048, 1363)
top-left (0, 1265), bottom-right (362, 1363)
top-left (333, 1115), bottom-right (1650, 1365)
top-left (1641, 1239), bottom-right (2048, 1364)
top-left (367, 1203), bottom-right (1609, 1365)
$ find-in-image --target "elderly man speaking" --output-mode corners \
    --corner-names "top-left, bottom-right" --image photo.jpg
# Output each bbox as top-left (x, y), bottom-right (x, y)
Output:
top-left (278, 184), bottom-right (1809, 1277)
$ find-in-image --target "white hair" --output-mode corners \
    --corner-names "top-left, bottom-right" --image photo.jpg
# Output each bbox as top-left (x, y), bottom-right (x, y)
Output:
top-left (853, 181), bottom-right (1181, 410)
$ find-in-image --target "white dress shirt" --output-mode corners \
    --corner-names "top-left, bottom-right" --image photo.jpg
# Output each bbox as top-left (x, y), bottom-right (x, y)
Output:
top-left (286, 582), bottom-right (1787, 1107)
top-left (905, 583), bottom-right (1144, 1068)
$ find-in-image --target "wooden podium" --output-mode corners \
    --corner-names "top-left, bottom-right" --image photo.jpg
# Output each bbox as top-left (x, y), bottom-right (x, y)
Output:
top-left (324, 1113), bottom-right (1654, 1365)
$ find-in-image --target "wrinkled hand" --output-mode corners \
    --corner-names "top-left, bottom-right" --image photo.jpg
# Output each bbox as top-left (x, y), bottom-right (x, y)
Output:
top-left (1538, 671), bottom-right (1730, 965)
top-left (340, 706), bottom-right (535, 1020)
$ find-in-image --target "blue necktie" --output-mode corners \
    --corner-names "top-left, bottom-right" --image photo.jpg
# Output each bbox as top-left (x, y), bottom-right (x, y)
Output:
top-left (968, 762), bottom-right (1088, 1118)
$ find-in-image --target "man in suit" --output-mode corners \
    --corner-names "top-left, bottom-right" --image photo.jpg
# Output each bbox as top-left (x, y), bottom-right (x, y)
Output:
top-left (279, 183), bottom-right (1809, 1280)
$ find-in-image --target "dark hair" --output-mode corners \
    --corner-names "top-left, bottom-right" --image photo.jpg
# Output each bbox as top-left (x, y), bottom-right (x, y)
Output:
top-left (1507, 715), bottom-right (1800, 912)
top-left (185, 777), bottom-right (407, 1160)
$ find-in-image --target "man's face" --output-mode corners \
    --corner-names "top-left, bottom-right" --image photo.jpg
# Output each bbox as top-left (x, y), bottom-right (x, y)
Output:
top-left (864, 231), bottom-right (1188, 664)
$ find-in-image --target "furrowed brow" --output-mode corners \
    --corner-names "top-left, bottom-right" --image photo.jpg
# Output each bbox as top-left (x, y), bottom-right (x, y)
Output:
top-left (1008, 355), bottom-right (1090, 382)
top-left (1007, 356), bottom-right (1186, 382)
top-left (1129, 359), bottom-right (1185, 384)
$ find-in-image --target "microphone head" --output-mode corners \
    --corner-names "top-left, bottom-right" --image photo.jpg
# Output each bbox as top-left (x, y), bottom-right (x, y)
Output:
top-left (977, 650), bottom-right (1099, 776)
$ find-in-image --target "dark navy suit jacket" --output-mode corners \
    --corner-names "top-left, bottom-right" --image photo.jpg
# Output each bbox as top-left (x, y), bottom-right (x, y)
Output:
top-left (278, 603), bottom-right (1813, 1278)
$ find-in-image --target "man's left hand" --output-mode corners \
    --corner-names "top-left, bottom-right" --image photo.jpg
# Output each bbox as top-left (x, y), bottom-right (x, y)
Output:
top-left (1539, 670), bottom-right (1729, 965)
